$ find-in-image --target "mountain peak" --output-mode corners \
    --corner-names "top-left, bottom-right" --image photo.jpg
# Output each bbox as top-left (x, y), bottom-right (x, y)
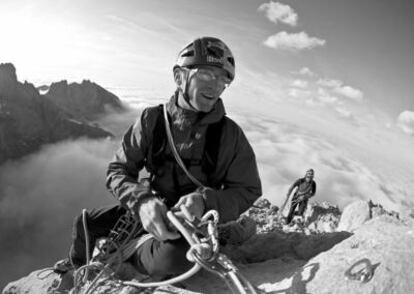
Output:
top-left (0, 63), bottom-right (18, 83)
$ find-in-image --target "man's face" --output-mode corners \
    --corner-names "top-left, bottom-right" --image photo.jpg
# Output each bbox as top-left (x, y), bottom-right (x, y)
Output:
top-left (305, 175), bottom-right (313, 182)
top-left (184, 65), bottom-right (230, 113)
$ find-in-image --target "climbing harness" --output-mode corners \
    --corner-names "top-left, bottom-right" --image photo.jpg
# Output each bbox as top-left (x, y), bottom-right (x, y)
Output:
top-left (72, 206), bottom-right (257, 294)
top-left (344, 258), bottom-right (375, 283)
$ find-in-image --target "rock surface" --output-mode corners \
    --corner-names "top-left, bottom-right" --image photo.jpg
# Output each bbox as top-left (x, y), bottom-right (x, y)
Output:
top-left (337, 200), bottom-right (400, 232)
top-left (0, 63), bottom-right (114, 164)
top-left (3, 200), bottom-right (413, 294)
top-left (337, 200), bottom-right (371, 232)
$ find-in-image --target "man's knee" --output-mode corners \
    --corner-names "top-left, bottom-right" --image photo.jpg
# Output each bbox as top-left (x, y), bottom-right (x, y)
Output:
top-left (132, 237), bottom-right (192, 277)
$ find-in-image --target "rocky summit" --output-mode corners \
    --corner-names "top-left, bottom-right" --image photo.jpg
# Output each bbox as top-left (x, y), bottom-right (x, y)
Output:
top-left (3, 199), bottom-right (413, 294)
top-left (0, 63), bottom-right (115, 164)
top-left (44, 80), bottom-right (125, 121)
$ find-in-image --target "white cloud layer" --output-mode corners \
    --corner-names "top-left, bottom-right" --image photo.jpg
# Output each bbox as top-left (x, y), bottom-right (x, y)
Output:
top-left (258, 1), bottom-right (298, 26)
top-left (264, 31), bottom-right (326, 51)
top-left (334, 85), bottom-right (364, 101)
top-left (317, 79), bottom-right (363, 102)
top-left (288, 88), bottom-right (312, 99)
top-left (397, 110), bottom-right (414, 135)
top-left (231, 112), bottom-right (413, 214)
top-left (317, 88), bottom-right (338, 104)
top-left (298, 67), bottom-right (314, 77)
top-left (291, 79), bottom-right (308, 89)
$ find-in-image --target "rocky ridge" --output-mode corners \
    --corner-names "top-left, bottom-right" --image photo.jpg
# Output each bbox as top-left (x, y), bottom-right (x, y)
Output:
top-left (0, 63), bottom-right (122, 164)
top-left (44, 80), bottom-right (125, 121)
top-left (3, 199), bottom-right (413, 294)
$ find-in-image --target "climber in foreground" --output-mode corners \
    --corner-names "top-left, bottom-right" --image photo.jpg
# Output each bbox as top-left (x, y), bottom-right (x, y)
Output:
top-left (285, 169), bottom-right (317, 224)
top-left (54, 36), bottom-right (262, 279)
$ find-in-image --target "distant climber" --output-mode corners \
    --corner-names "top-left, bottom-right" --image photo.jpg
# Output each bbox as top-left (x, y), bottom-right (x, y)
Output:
top-left (284, 169), bottom-right (317, 224)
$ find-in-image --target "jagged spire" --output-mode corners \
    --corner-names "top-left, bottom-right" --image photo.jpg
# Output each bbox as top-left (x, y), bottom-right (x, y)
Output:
top-left (0, 63), bottom-right (18, 83)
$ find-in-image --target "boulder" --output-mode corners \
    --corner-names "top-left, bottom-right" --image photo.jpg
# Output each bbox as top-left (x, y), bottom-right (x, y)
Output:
top-left (337, 200), bottom-right (371, 232)
top-left (304, 216), bottom-right (414, 294)
top-left (304, 202), bottom-right (341, 233)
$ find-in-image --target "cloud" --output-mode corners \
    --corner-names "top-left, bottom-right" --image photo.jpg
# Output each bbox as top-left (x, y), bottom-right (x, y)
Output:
top-left (317, 88), bottom-right (338, 104)
top-left (263, 31), bottom-right (326, 51)
top-left (335, 107), bottom-right (352, 119)
top-left (231, 113), bottom-right (409, 212)
top-left (334, 86), bottom-right (363, 101)
top-left (298, 67), bottom-right (314, 77)
top-left (317, 79), bottom-right (341, 88)
top-left (397, 110), bottom-right (414, 135)
top-left (317, 79), bottom-right (364, 102)
top-left (258, 1), bottom-right (298, 26)
top-left (288, 88), bottom-right (312, 100)
top-left (0, 138), bottom-right (117, 286)
top-left (291, 79), bottom-right (308, 89)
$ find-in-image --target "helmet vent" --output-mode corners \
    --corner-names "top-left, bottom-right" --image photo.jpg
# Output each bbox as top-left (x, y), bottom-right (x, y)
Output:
top-left (227, 57), bottom-right (235, 67)
top-left (181, 50), bottom-right (194, 57)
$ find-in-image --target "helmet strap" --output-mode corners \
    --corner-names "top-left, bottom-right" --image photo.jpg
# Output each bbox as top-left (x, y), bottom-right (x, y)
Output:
top-left (177, 69), bottom-right (198, 112)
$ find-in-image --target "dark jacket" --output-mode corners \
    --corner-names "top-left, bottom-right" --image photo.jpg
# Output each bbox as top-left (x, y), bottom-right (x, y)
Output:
top-left (287, 178), bottom-right (316, 201)
top-left (106, 93), bottom-right (262, 223)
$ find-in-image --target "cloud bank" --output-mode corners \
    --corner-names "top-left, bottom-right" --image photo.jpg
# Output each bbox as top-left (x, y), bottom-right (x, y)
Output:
top-left (317, 79), bottom-right (364, 102)
top-left (298, 67), bottom-right (314, 77)
top-left (264, 31), bottom-right (326, 51)
top-left (231, 112), bottom-right (413, 213)
top-left (0, 139), bottom-right (117, 287)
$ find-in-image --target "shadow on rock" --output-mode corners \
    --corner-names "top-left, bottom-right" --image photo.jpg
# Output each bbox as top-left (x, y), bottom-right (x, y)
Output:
top-left (267, 263), bottom-right (320, 294)
top-left (223, 231), bottom-right (352, 263)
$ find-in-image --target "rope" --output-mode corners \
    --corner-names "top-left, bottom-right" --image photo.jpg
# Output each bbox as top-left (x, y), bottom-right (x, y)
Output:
top-left (163, 103), bottom-right (204, 188)
top-left (73, 206), bottom-right (257, 294)
top-left (82, 209), bottom-right (91, 283)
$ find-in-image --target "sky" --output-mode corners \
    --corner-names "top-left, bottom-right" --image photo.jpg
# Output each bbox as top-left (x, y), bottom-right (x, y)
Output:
top-left (1, 0), bottom-right (414, 287)
top-left (0, 0), bottom-right (413, 119)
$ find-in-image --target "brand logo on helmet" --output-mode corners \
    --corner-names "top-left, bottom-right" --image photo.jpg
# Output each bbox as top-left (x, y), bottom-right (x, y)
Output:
top-left (207, 55), bottom-right (224, 63)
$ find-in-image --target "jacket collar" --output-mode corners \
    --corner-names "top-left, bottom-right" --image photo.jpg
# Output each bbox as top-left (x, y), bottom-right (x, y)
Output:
top-left (166, 91), bottom-right (226, 129)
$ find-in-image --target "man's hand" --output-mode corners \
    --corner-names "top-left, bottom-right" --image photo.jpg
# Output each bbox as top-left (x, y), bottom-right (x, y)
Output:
top-left (297, 195), bottom-right (306, 202)
top-left (174, 191), bottom-right (205, 220)
top-left (136, 197), bottom-right (180, 241)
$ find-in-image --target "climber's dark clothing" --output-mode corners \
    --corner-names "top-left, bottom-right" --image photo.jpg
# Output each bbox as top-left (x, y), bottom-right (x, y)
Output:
top-left (285, 178), bottom-right (316, 224)
top-left (286, 197), bottom-right (308, 224)
top-left (69, 204), bottom-right (192, 277)
top-left (66, 93), bottom-right (261, 277)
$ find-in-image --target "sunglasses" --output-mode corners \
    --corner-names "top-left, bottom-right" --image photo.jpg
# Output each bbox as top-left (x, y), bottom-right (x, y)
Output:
top-left (188, 68), bottom-right (231, 87)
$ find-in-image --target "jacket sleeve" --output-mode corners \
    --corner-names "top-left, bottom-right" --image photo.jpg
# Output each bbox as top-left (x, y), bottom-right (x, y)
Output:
top-left (106, 109), bottom-right (155, 209)
top-left (202, 124), bottom-right (262, 223)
